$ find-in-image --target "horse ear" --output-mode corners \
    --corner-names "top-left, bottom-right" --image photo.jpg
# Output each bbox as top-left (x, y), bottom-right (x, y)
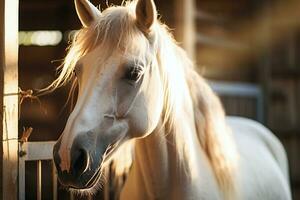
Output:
top-left (75, 0), bottom-right (101, 27)
top-left (135, 0), bottom-right (157, 32)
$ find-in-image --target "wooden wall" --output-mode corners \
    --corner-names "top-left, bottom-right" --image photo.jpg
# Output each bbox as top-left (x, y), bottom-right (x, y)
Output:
top-left (192, 0), bottom-right (300, 198)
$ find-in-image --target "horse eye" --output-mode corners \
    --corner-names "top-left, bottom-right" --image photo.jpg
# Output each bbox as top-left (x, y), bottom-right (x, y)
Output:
top-left (73, 63), bottom-right (82, 77)
top-left (124, 66), bottom-right (143, 82)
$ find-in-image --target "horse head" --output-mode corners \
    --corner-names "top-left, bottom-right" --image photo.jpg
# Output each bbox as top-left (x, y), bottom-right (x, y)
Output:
top-left (53, 0), bottom-right (164, 191)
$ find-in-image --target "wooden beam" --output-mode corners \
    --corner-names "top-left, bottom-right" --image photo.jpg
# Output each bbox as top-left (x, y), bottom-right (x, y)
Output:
top-left (0, 0), bottom-right (19, 199)
top-left (174, 0), bottom-right (196, 61)
top-left (19, 141), bottom-right (55, 161)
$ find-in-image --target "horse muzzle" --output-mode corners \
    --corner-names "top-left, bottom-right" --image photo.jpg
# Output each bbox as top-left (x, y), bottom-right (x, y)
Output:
top-left (53, 119), bottom-right (129, 189)
top-left (53, 133), bottom-right (104, 189)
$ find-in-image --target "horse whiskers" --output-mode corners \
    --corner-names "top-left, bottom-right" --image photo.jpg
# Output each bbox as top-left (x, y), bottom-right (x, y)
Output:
top-left (69, 170), bottom-right (105, 197)
top-left (69, 163), bottom-right (109, 197)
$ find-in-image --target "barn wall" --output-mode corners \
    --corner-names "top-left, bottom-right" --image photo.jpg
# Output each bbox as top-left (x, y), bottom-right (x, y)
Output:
top-left (18, 0), bottom-right (300, 199)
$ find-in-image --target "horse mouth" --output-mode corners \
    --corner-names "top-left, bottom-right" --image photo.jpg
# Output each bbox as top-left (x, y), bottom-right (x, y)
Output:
top-left (84, 143), bottom-right (118, 188)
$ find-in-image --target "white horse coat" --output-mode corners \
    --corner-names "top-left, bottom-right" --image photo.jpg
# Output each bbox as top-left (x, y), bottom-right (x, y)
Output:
top-left (120, 117), bottom-right (291, 200)
top-left (50, 0), bottom-right (292, 199)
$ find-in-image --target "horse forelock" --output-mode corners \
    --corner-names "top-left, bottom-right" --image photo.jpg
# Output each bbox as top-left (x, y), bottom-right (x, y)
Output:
top-left (42, 1), bottom-right (148, 93)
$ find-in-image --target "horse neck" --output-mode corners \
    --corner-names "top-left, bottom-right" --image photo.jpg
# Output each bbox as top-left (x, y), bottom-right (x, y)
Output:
top-left (132, 101), bottom-right (203, 198)
top-left (133, 126), bottom-right (174, 194)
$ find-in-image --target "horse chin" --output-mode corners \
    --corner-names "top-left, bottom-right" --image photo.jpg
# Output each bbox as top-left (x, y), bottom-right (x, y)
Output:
top-left (68, 169), bottom-right (104, 196)
top-left (65, 165), bottom-right (104, 197)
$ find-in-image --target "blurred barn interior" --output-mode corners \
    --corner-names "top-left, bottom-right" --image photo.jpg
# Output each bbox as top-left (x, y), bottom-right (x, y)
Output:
top-left (18, 0), bottom-right (300, 199)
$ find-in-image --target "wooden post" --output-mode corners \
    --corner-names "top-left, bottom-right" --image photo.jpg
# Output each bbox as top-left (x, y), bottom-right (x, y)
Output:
top-left (0, 0), bottom-right (19, 199)
top-left (174, 0), bottom-right (196, 61)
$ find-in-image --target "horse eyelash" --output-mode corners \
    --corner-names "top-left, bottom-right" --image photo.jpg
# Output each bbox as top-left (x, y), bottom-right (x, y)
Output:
top-left (124, 65), bottom-right (144, 83)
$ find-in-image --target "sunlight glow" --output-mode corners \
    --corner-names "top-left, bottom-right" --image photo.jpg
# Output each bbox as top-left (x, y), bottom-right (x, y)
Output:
top-left (19, 31), bottom-right (63, 46)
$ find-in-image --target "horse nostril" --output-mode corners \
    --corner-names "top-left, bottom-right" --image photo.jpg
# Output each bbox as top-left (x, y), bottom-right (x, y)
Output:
top-left (72, 148), bottom-right (89, 176)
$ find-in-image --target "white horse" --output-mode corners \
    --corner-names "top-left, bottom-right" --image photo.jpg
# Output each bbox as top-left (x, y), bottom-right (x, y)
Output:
top-left (50, 0), bottom-right (292, 199)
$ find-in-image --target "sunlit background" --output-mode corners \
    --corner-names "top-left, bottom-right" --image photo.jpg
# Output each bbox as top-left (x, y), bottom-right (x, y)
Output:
top-left (17, 0), bottom-right (300, 199)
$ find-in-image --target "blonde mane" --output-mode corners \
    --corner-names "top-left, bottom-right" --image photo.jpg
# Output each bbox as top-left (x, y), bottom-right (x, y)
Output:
top-left (46, 1), bottom-right (238, 199)
top-left (154, 23), bottom-right (238, 199)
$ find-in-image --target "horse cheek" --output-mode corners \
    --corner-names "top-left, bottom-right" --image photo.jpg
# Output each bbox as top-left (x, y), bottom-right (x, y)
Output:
top-left (128, 97), bottom-right (150, 138)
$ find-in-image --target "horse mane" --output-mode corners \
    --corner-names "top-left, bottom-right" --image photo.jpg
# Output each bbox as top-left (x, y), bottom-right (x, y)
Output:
top-left (44, 1), bottom-right (238, 199)
top-left (186, 68), bottom-right (238, 199)
top-left (154, 24), bottom-right (238, 199)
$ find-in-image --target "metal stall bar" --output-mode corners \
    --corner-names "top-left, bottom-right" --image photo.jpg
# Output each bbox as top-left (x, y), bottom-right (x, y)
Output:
top-left (37, 160), bottom-right (42, 200)
top-left (19, 151), bottom-right (26, 200)
top-left (209, 80), bottom-right (264, 123)
top-left (52, 161), bottom-right (58, 200)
